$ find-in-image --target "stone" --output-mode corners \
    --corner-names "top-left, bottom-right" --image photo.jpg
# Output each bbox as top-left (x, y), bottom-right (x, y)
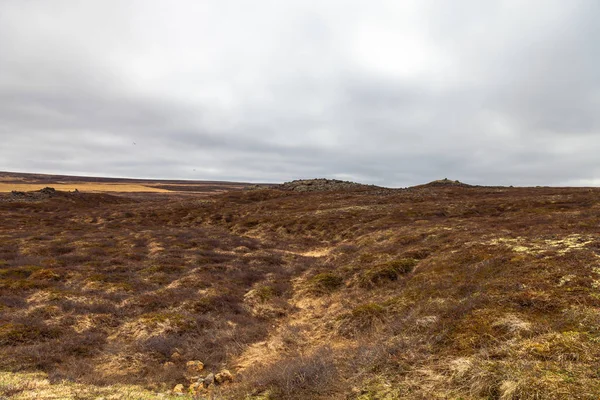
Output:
top-left (215, 369), bottom-right (233, 384)
top-left (39, 187), bottom-right (56, 195)
top-left (186, 360), bottom-right (204, 374)
top-left (172, 384), bottom-right (184, 394)
top-left (162, 361), bottom-right (176, 370)
top-left (170, 351), bottom-right (183, 361)
top-left (188, 382), bottom-right (201, 393)
top-left (203, 373), bottom-right (215, 388)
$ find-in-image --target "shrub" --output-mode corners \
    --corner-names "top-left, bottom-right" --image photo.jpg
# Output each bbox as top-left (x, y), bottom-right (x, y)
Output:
top-left (336, 303), bottom-right (388, 337)
top-left (359, 258), bottom-right (417, 288)
top-left (0, 322), bottom-right (61, 345)
top-left (402, 248), bottom-right (431, 260)
top-left (308, 273), bottom-right (344, 294)
top-left (245, 346), bottom-right (338, 399)
top-left (255, 285), bottom-right (278, 302)
top-left (140, 312), bottom-right (196, 332)
top-left (0, 265), bottom-right (42, 279)
top-left (28, 268), bottom-right (61, 281)
top-left (139, 334), bottom-right (185, 360)
top-left (62, 331), bottom-right (107, 357)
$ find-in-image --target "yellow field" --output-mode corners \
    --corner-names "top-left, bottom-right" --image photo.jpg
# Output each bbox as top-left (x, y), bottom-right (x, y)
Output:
top-left (0, 182), bottom-right (170, 193)
top-left (0, 372), bottom-right (187, 399)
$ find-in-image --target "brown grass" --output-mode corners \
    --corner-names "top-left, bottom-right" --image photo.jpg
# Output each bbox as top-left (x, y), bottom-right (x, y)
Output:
top-left (1, 182), bottom-right (600, 398)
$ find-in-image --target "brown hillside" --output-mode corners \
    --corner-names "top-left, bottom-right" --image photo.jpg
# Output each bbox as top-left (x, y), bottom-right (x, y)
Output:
top-left (1, 182), bottom-right (600, 399)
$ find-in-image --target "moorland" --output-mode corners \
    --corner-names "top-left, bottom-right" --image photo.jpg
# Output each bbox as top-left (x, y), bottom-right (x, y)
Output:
top-left (1, 172), bottom-right (600, 399)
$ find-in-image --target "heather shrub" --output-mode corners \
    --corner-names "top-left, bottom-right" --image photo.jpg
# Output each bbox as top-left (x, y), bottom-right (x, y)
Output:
top-left (359, 258), bottom-right (417, 287)
top-left (336, 303), bottom-right (388, 337)
top-left (243, 347), bottom-right (338, 399)
top-left (308, 272), bottom-right (344, 294)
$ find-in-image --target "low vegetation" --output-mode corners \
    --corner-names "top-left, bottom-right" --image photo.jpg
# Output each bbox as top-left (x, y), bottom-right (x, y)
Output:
top-left (1, 175), bottom-right (600, 398)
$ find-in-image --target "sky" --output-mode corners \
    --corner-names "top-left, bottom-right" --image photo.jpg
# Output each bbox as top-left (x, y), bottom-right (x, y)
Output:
top-left (1, 0), bottom-right (599, 187)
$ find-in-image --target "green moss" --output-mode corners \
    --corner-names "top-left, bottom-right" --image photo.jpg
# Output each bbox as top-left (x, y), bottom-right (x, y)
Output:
top-left (356, 376), bottom-right (404, 399)
top-left (143, 264), bottom-right (185, 274)
top-left (308, 273), bottom-right (344, 294)
top-left (255, 285), bottom-right (277, 301)
top-left (351, 303), bottom-right (386, 318)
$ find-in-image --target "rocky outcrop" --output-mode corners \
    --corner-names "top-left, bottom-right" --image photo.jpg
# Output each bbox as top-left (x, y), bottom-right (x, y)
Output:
top-left (412, 178), bottom-right (473, 188)
top-left (7, 187), bottom-right (58, 202)
top-left (173, 361), bottom-right (235, 396)
top-left (278, 179), bottom-right (383, 192)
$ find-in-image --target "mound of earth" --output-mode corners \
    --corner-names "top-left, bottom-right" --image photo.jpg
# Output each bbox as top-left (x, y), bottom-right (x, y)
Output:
top-left (413, 178), bottom-right (474, 188)
top-left (278, 178), bottom-right (383, 192)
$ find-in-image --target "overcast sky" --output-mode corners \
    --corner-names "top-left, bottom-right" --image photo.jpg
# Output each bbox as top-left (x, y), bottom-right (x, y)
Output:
top-left (1, 1), bottom-right (599, 187)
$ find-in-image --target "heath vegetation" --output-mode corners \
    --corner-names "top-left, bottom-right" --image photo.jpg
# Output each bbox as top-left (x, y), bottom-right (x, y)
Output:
top-left (1, 175), bottom-right (600, 398)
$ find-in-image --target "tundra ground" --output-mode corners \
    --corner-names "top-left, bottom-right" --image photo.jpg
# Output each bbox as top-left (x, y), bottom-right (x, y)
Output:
top-left (1, 175), bottom-right (600, 399)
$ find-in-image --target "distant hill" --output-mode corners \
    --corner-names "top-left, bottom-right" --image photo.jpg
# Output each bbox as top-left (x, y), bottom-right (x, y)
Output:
top-left (411, 178), bottom-right (474, 188)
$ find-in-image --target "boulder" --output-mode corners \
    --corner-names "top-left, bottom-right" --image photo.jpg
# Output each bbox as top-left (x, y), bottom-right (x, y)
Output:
top-left (162, 361), bottom-right (176, 370)
top-left (172, 384), bottom-right (184, 394)
top-left (186, 360), bottom-right (204, 374)
top-left (215, 369), bottom-right (234, 384)
top-left (203, 373), bottom-right (215, 388)
top-left (188, 382), bottom-right (202, 394)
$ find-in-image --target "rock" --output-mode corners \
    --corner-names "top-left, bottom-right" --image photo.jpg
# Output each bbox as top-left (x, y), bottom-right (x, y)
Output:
top-left (162, 361), bottom-right (176, 370)
top-left (189, 382), bottom-right (202, 394)
top-left (170, 351), bottom-right (183, 361)
top-left (172, 384), bottom-right (184, 394)
top-left (215, 369), bottom-right (233, 384)
top-left (186, 360), bottom-right (204, 374)
top-left (203, 373), bottom-right (215, 388)
top-left (184, 360), bottom-right (205, 381)
top-left (278, 179), bottom-right (384, 193)
top-left (39, 187), bottom-right (56, 195)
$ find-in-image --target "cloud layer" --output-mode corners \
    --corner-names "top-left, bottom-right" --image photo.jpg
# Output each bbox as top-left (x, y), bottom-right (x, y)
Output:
top-left (1, 0), bottom-right (599, 186)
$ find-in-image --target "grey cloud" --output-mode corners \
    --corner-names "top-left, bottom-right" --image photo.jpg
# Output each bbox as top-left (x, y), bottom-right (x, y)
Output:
top-left (1, 0), bottom-right (600, 186)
